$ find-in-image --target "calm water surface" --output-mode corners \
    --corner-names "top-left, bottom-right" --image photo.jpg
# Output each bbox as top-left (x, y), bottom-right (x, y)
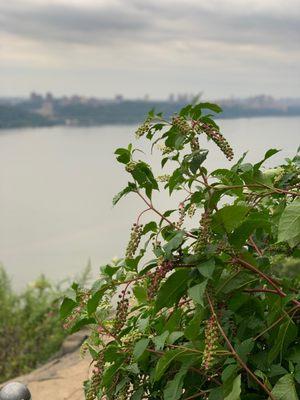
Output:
top-left (0, 117), bottom-right (299, 288)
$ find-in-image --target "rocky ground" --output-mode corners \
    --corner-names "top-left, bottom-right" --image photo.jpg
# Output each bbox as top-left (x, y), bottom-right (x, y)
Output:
top-left (1, 331), bottom-right (91, 400)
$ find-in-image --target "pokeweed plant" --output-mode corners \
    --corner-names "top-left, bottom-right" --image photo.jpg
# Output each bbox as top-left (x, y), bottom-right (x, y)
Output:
top-left (61, 103), bottom-right (300, 400)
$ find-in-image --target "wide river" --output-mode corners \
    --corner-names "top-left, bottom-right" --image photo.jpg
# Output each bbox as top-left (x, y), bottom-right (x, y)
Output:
top-left (0, 117), bottom-right (299, 288)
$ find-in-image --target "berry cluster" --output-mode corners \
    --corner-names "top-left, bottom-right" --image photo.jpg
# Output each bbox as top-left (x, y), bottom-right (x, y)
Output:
top-left (188, 203), bottom-right (196, 218)
top-left (190, 135), bottom-right (200, 152)
top-left (118, 381), bottom-right (131, 400)
top-left (148, 260), bottom-right (173, 299)
top-left (156, 143), bottom-right (173, 154)
top-left (172, 116), bottom-right (192, 135)
top-left (195, 122), bottom-right (234, 161)
top-left (125, 161), bottom-right (137, 173)
top-left (135, 117), bottom-right (151, 138)
top-left (63, 290), bottom-right (90, 330)
top-left (120, 329), bottom-right (142, 346)
top-left (202, 315), bottom-right (219, 371)
top-left (194, 211), bottom-right (212, 252)
top-left (157, 174), bottom-right (170, 183)
top-left (113, 290), bottom-right (130, 334)
top-left (86, 352), bottom-right (104, 400)
top-left (126, 223), bottom-right (143, 259)
top-left (176, 203), bottom-right (185, 229)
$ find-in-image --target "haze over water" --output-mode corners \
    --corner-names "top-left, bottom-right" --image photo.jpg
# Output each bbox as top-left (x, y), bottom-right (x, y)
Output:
top-left (0, 116), bottom-right (299, 288)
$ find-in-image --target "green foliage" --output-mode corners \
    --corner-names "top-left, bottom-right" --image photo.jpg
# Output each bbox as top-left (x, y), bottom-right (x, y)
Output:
top-left (62, 103), bottom-right (300, 399)
top-left (0, 267), bottom-right (67, 383)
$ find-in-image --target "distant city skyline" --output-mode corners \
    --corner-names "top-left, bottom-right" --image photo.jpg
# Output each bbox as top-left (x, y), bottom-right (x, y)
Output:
top-left (1, 0), bottom-right (299, 98)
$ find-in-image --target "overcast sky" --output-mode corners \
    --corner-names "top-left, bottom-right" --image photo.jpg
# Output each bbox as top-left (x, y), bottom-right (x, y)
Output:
top-left (0, 0), bottom-right (299, 99)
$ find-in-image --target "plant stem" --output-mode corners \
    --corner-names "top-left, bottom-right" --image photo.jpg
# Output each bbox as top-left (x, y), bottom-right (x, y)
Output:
top-left (243, 288), bottom-right (278, 295)
top-left (206, 292), bottom-right (275, 400)
top-left (137, 207), bottom-right (151, 224)
top-left (248, 235), bottom-right (263, 256)
top-left (254, 305), bottom-right (299, 340)
top-left (136, 189), bottom-right (197, 239)
top-left (233, 256), bottom-right (300, 307)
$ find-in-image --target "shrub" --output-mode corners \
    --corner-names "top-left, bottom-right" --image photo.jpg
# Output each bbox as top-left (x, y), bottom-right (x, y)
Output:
top-left (62, 103), bottom-right (300, 399)
top-left (0, 267), bottom-right (66, 382)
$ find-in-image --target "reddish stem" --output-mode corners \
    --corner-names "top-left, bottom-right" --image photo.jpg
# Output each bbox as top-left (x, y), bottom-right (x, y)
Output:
top-left (206, 293), bottom-right (275, 400)
top-left (248, 236), bottom-right (263, 256)
top-left (136, 189), bottom-right (197, 239)
top-left (137, 207), bottom-right (151, 225)
top-left (243, 288), bottom-right (278, 295)
top-left (233, 256), bottom-right (300, 308)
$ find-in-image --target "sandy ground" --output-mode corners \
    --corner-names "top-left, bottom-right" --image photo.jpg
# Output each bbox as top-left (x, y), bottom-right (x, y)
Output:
top-left (1, 331), bottom-right (92, 400)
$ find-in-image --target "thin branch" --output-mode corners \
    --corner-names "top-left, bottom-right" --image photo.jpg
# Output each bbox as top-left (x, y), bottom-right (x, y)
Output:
top-left (233, 256), bottom-right (300, 308)
top-left (206, 292), bottom-right (275, 400)
top-left (254, 305), bottom-right (299, 341)
top-left (243, 288), bottom-right (278, 295)
top-left (248, 235), bottom-right (263, 256)
top-left (137, 207), bottom-right (151, 225)
top-left (184, 390), bottom-right (207, 400)
top-left (136, 189), bottom-right (197, 239)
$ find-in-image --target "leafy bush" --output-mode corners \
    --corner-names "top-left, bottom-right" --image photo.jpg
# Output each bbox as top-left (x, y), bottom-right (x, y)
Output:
top-left (0, 267), bottom-right (67, 382)
top-left (62, 103), bottom-right (300, 399)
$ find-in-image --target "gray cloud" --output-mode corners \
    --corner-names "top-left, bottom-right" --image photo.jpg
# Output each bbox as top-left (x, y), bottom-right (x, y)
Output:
top-left (1, 0), bottom-right (299, 51)
top-left (0, 2), bottom-right (151, 45)
top-left (0, 0), bottom-right (299, 98)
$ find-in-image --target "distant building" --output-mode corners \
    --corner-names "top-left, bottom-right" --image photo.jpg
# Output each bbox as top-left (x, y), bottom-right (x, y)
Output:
top-left (45, 92), bottom-right (54, 102)
top-left (36, 100), bottom-right (54, 117)
top-left (114, 94), bottom-right (124, 102)
top-left (30, 92), bottom-right (43, 103)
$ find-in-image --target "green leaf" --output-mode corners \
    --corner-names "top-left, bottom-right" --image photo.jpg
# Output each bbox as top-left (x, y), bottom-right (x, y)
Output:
top-left (133, 285), bottom-right (148, 304)
top-left (124, 363), bottom-right (140, 374)
top-left (102, 358), bottom-right (124, 387)
top-left (223, 374), bottom-right (241, 400)
top-left (212, 169), bottom-right (244, 196)
top-left (113, 182), bottom-right (136, 205)
top-left (131, 161), bottom-right (158, 198)
top-left (69, 317), bottom-right (96, 334)
top-left (153, 331), bottom-right (169, 351)
top-left (229, 212), bottom-right (271, 247)
top-left (268, 319), bottom-right (297, 364)
top-left (235, 339), bottom-right (254, 363)
top-left (164, 367), bottom-right (187, 400)
top-left (254, 149), bottom-right (280, 171)
top-left (167, 331), bottom-right (184, 345)
top-left (189, 150), bottom-right (208, 174)
top-left (60, 297), bottom-right (76, 319)
top-left (155, 269), bottom-right (190, 311)
top-left (188, 280), bottom-right (208, 307)
top-left (87, 287), bottom-right (106, 315)
top-left (191, 102), bottom-right (223, 116)
top-left (184, 307), bottom-right (205, 341)
top-left (222, 364), bottom-right (238, 383)
top-left (213, 205), bottom-right (249, 233)
top-left (154, 349), bottom-right (188, 381)
top-left (294, 364), bottom-right (300, 384)
top-left (209, 387), bottom-right (223, 400)
top-left (278, 199), bottom-right (300, 247)
top-left (133, 338), bottom-right (150, 360)
top-left (163, 230), bottom-right (185, 257)
top-left (142, 221), bottom-right (158, 234)
top-left (270, 374), bottom-right (299, 400)
top-left (197, 258), bottom-right (215, 279)
top-left (168, 168), bottom-right (185, 194)
top-left (115, 147), bottom-right (131, 164)
top-left (131, 388), bottom-right (144, 400)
